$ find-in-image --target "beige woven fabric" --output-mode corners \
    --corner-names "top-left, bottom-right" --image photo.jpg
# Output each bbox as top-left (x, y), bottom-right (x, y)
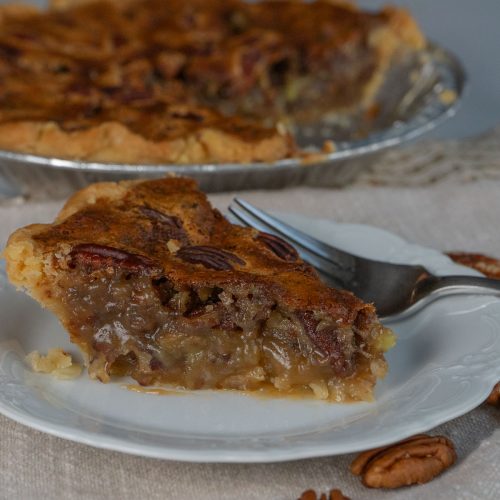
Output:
top-left (1, 179), bottom-right (500, 500)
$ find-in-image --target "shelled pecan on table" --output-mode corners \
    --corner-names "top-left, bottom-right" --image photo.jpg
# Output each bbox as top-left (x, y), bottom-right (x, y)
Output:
top-left (298, 488), bottom-right (350, 500)
top-left (486, 383), bottom-right (500, 406)
top-left (447, 251), bottom-right (500, 279)
top-left (350, 434), bottom-right (457, 489)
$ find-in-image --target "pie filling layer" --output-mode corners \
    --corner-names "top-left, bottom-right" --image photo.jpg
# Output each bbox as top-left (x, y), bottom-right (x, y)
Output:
top-left (57, 262), bottom-right (393, 401)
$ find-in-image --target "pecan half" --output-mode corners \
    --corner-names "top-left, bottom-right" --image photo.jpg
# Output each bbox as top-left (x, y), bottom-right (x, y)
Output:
top-left (447, 252), bottom-right (500, 279)
top-left (139, 206), bottom-right (182, 227)
top-left (296, 311), bottom-right (354, 376)
top-left (327, 491), bottom-right (349, 500)
top-left (257, 231), bottom-right (299, 262)
top-left (298, 490), bottom-right (317, 500)
top-left (487, 382), bottom-right (500, 406)
top-left (176, 245), bottom-right (245, 271)
top-left (138, 206), bottom-right (187, 242)
top-left (298, 489), bottom-right (350, 500)
top-left (351, 434), bottom-right (457, 489)
top-left (69, 243), bottom-right (159, 275)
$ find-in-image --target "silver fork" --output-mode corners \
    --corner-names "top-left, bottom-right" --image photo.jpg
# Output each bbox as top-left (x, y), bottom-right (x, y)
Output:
top-left (229, 198), bottom-right (500, 321)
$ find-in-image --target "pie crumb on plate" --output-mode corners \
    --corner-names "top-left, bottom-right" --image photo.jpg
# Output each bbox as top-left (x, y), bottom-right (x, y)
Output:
top-left (26, 348), bottom-right (82, 380)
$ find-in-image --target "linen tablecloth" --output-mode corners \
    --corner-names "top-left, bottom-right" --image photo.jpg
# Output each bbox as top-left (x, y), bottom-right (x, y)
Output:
top-left (1, 130), bottom-right (500, 499)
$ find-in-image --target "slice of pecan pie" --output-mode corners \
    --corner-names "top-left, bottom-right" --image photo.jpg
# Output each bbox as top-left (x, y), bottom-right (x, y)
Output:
top-left (4, 178), bottom-right (394, 400)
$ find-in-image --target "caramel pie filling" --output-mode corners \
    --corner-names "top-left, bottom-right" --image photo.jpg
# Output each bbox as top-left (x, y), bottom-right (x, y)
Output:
top-left (56, 262), bottom-right (393, 401)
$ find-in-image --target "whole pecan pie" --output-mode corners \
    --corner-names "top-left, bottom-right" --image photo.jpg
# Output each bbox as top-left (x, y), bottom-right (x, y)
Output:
top-left (0, 0), bottom-right (424, 164)
top-left (4, 177), bottom-right (394, 400)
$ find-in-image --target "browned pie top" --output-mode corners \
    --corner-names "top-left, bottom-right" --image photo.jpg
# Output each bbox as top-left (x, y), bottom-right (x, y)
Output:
top-left (31, 177), bottom-right (372, 324)
top-left (0, 0), bottom-right (399, 142)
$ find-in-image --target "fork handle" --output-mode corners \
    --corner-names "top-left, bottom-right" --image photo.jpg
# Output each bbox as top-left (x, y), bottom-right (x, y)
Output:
top-left (414, 275), bottom-right (500, 305)
top-left (384, 275), bottom-right (500, 322)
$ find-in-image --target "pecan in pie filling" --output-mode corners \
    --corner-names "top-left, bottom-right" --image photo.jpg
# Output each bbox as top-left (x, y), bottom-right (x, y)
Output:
top-left (4, 178), bottom-right (395, 400)
top-left (0, 0), bottom-right (425, 164)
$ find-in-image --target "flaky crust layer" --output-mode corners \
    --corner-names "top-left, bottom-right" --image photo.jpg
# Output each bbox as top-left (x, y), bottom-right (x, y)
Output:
top-left (0, 120), bottom-right (291, 164)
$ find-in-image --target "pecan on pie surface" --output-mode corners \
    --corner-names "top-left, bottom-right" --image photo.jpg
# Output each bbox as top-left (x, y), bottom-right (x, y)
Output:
top-left (0, 0), bottom-right (425, 164)
top-left (4, 177), bottom-right (395, 400)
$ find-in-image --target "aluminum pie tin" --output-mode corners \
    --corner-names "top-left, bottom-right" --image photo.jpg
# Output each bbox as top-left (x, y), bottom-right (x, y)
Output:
top-left (0, 42), bottom-right (465, 197)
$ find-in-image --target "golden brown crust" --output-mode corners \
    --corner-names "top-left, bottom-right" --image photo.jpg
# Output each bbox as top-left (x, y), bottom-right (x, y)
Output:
top-left (0, 0), bottom-right (424, 164)
top-left (0, 120), bottom-right (291, 164)
top-left (49, 0), bottom-right (105, 9)
top-left (0, 3), bottom-right (39, 22)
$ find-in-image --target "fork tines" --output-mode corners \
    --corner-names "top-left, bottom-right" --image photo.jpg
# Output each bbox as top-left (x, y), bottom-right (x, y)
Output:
top-left (228, 198), bottom-right (354, 289)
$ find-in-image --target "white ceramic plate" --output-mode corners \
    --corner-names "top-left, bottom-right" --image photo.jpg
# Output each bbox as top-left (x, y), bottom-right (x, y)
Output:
top-left (1, 214), bottom-right (499, 463)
